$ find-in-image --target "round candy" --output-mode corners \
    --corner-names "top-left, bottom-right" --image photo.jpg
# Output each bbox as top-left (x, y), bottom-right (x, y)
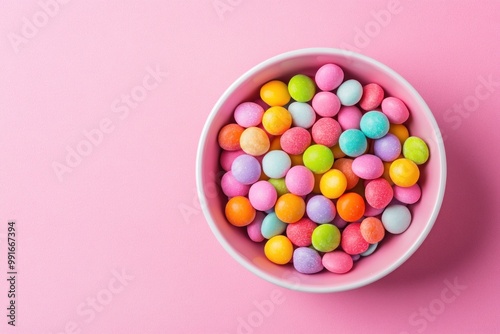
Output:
top-left (381, 204), bottom-right (412, 234)
top-left (285, 165), bottom-right (315, 196)
top-left (389, 123), bottom-right (410, 145)
top-left (240, 126), bottom-right (270, 156)
top-left (393, 183), bottom-right (421, 204)
top-left (225, 196), bottom-right (256, 227)
top-left (365, 178), bottom-right (393, 209)
top-left (403, 136), bottom-right (429, 165)
top-left (360, 217), bottom-right (385, 244)
top-left (247, 212), bottom-right (265, 242)
top-left (319, 169), bottom-right (347, 199)
top-left (288, 102), bottom-right (316, 128)
top-left (315, 63), bottom-right (344, 91)
top-left (338, 129), bottom-right (367, 157)
top-left (333, 158), bottom-right (359, 190)
top-left (220, 149), bottom-right (245, 171)
top-left (221, 171), bottom-right (250, 197)
top-left (268, 178), bottom-right (289, 197)
top-left (218, 123), bottom-right (244, 151)
top-left (231, 154), bottom-right (262, 185)
top-left (262, 106), bottom-right (292, 135)
top-left (322, 251), bottom-right (353, 274)
top-left (303, 144), bottom-right (334, 174)
top-left (311, 224), bottom-right (341, 252)
top-left (341, 222), bottom-right (369, 255)
top-left (360, 111), bottom-right (390, 139)
top-left (359, 83), bottom-right (384, 111)
top-left (248, 180), bottom-right (277, 211)
top-left (264, 235), bottom-right (293, 264)
top-left (360, 243), bottom-right (378, 256)
top-left (234, 102), bottom-right (264, 127)
top-left (364, 202), bottom-right (385, 217)
top-left (286, 217), bottom-right (317, 247)
top-left (293, 247), bottom-right (324, 274)
top-left (274, 193), bottom-right (305, 223)
top-left (331, 214), bottom-right (348, 229)
top-left (311, 117), bottom-right (342, 147)
top-left (331, 144), bottom-right (346, 159)
top-left (312, 91), bottom-right (341, 117)
top-left (269, 135), bottom-right (282, 151)
top-left (336, 79), bottom-right (363, 106)
top-left (382, 161), bottom-right (394, 185)
top-left (373, 133), bottom-right (402, 162)
top-left (261, 211), bottom-right (287, 239)
top-left (352, 154), bottom-right (384, 180)
top-left (260, 80), bottom-right (290, 106)
top-left (262, 150), bottom-right (291, 178)
top-left (337, 106), bottom-right (362, 130)
top-left (288, 74), bottom-right (316, 102)
top-left (280, 127), bottom-right (311, 155)
top-left (389, 158), bottom-right (420, 187)
top-left (381, 97), bottom-right (410, 124)
top-left (336, 192), bottom-right (365, 222)
top-left (306, 195), bottom-right (336, 224)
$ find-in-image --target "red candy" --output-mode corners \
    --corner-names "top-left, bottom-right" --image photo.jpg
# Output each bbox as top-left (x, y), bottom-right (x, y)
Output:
top-left (359, 83), bottom-right (384, 111)
top-left (365, 178), bottom-right (393, 209)
top-left (218, 123), bottom-right (244, 151)
top-left (312, 117), bottom-right (342, 147)
top-left (280, 127), bottom-right (311, 155)
top-left (286, 218), bottom-right (317, 247)
top-left (341, 222), bottom-right (369, 255)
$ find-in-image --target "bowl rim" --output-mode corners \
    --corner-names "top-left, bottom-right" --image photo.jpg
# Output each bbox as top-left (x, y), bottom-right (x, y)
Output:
top-left (196, 47), bottom-right (447, 293)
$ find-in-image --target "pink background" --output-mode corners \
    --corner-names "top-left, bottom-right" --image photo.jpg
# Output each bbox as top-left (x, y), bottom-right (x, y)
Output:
top-left (0, 1), bottom-right (499, 333)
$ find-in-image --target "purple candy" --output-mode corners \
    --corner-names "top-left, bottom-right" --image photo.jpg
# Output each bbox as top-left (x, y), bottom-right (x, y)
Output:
top-left (306, 195), bottom-right (336, 224)
top-left (293, 247), bottom-right (324, 274)
top-left (373, 133), bottom-right (401, 162)
top-left (231, 154), bottom-right (261, 185)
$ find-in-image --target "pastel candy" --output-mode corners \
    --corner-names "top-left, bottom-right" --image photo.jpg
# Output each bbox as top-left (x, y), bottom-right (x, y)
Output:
top-left (293, 247), bottom-right (324, 274)
top-left (315, 63), bottom-right (344, 91)
top-left (312, 91), bottom-right (341, 117)
top-left (373, 133), bottom-right (402, 162)
top-left (360, 242), bottom-right (378, 256)
top-left (288, 102), bottom-right (316, 128)
top-left (306, 195), bottom-right (336, 224)
top-left (247, 212), bottom-right (266, 242)
top-left (231, 154), bottom-right (261, 185)
top-left (248, 180), bottom-right (277, 211)
top-left (381, 97), bottom-right (410, 124)
top-left (286, 217), bottom-right (317, 247)
top-left (340, 222), bottom-right (369, 255)
top-left (339, 129), bottom-right (367, 157)
top-left (336, 79), bottom-right (363, 106)
top-left (337, 106), bottom-right (362, 130)
top-left (261, 211), bottom-right (287, 239)
top-left (285, 165), bottom-right (315, 196)
top-left (360, 111), bottom-right (390, 139)
top-left (240, 126), bottom-right (270, 156)
top-left (382, 204), bottom-right (412, 234)
top-left (359, 83), bottom-right (384, 111)
top-left (219, 149), bottom-right (245, 171)
top-left (312, 117), bottom-right (342, 147)
top-left (234, 102), bottom-right (264, 127)
top-left (393, 183), bottom-right (421, 204)
top-left (311, 224), bottom-right (341, 252)
top-left (262, 150), bottom-right (291, 178)
top-left (403, 136), bottom-right (429, 165)
top-left (280, 127), bottom-right (311, 155)
top-left (365, 178), bottom-right (393, 209)
top-left (288, 74), bottom-right (316, 102)
top-left (352, 154), bottom-right (384, 180)
top-left (221, 171), bottom-right (250, 197)
top-left (322, 251), bottom-right (353, 274)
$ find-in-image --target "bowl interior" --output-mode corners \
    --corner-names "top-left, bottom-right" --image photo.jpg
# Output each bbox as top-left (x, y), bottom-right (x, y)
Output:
top-left (197, 48), bottom-right (446, 292)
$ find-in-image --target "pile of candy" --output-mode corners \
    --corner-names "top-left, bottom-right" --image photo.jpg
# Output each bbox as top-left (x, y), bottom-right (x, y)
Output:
top-left (217, 63), bottom-right (429, 274)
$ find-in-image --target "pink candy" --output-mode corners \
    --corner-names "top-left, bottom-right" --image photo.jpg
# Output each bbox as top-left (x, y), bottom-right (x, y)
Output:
top-left (312, 91), bottom-right (341, 117)
top-left (285, 165), bottom-right (315, 196)
top-left (286, 218), bottom-right (317, 247)
top-left (280, 127), bottom-right (311, 155)
top-left (393, 183), bottom-right (421, 204)
top-left (311, 117), bottom-right (342, 147)
top-left (234, 102), bottom-right (264, 127)
top-left (337, 106), bottom-right (362, 130)
top-left (221, 171), bottom-right (250, 197)
top-left (247, 212), bottom-right (265, 242)
top-left (359, 83), bottom-right (384, 111)
top-left (248, 180), bottom-right (277, 211)
top-left (381, 97), bottom-right (410, 124)
top-left (322, 250), bottom-right (354, 274)
top-left (220, 149), bottom-right (245, 171)
top-left (365, 178), bottom-right (394, 209)
top-left (341, 223), bottom-right (369, 255)
top-left (352, 154), bottom-right (384, 180)
top-left (315, 63), bottom-right (344, 91)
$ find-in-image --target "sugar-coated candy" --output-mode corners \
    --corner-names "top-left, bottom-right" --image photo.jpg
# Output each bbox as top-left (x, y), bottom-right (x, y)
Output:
top-left (261, 211), bottom-right (287, 239)
top-left (280, 127), bottom-right (311, 155)
top-left (315, 63), bottom-right (344, 91)
top-left (373, 133), bottom-right (401, 162)
top-left (303, 144), bottom-right (334, 174)
top-left (352, 154), bottom-right (384, 180)
top-left (382, 204), bottom-right (412, 234)
top-left (225, 196), bottom-right (256, 227)
top-left (322, 251), bottom-right (353, 274)
top-left (381, 97), bottom-right (409, 124)
top-left (320, 169), bottom-right (347, 199)
top-left (333, 158), bottom-right (359, 190)
top-left (389, 158), bottom-right (420, 187)
top-left (247, 212), bottom-right (265, 242)
top-left (288, 74), bottom-right (316, 102)
top-left (338, 129), bottom-right (367, 157)
top-left (274, 193), bottom-right (305, 223)
top-left (293, 247), bottom-right (324, 274)
top-left (364, 178), bottom-right (393, 209)
top-left (360, 242), bottom-right (378, 256)
top-left (336, 192), bottom-right (365, 222)
top-left (262, 106), bottom-right (292, 135)
top-left (218, 123), bottom-right (244, 151)
top-left (221, 171), bottom-right (250, 197)
top-left (331, 143), bottom-right (346, 159)
top-left (336, 79), bottom-right (363, 106)
top-left (337, 106), bottom-right (362, 130)
top-left (262, 150), bottom-right (291, 178)
top-left (264, 235), bottom-right (293, 264)
top-left (403, 136), bottom-right (429, 165)
top-left (360, 217), bottom-right (385, 244)
top-left (220, 149), bottom-right (245, 171)
top-left (268, 178), bottom-right (289, 197)
top-left (363, 202), bottom-right (385, 217)
top-left (240, 126), bottom-right (270, 156)
top-left (288, 102), bottom-right (316, 128)
top-left (231, 154), bottom-right (262, 185)
top-left (389, 123), bottom-right (410, 145)
top-left (306, 195), bottom-right (336, 224)
top-left (234, 102), bottom-right (265, 127)
top-left (286, 218), bottom-right (317, 247)
top-left (311, 224), bottom-right (341, 252)
top-left (249, 180), bottom-right (277, 211)
top-left (360, 111), bottom-right (390, 139)
top-left (393, 183), bottom-right (421, 204)
top-left (341, 222), bottom-right (369, 255)
top-left (359, 83), bottom-right (384, 111)
top-left (312, 117), bottom-right (342, 147)
top-left (285, 165), bottom-right (315, 196)
top-left (260, 80), bottom-right (290, 106)
top-left (312, 91), bottom-right (341, 117)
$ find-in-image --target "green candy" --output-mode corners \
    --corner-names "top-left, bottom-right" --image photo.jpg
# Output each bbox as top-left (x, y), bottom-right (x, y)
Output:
top-left (403, 136), bottom-right (429, 165)
top-left (268, 178), bottom-right (289, 197)
top-left (288, 74), bottom-right (316, 102)
top-left (311, 224), bottom-right (340, 252)
top-left (303, 144), bottom-right (334, 174)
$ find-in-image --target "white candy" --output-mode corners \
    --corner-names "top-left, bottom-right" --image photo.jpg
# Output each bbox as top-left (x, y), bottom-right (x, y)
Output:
top-left (381, 204), bottom-right (412, 234)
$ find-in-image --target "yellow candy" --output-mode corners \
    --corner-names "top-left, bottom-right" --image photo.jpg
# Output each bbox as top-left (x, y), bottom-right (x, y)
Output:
top-left (389, 123), bottom-right (410, 146)
top-left (320, 169), bottom-right (347, 199)
top-left (264, 235), bottom-right (293, 265)
top-left (382, 161), bottom-right (394, 185)
top-left (262, 106), bottom-right (292, 135)
top-left (239, 127), bottom-right (270, 156)
top-left (260, 80), bottom-right (291, 106)
top-left (389, 158), bottom-right (420, 187)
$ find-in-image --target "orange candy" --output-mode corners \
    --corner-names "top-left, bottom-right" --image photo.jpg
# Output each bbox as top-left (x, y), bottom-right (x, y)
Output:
top-left (360, 217), bottom-right (385, 244)
top-left (331, 143), bottom-right (346, 159)
top-left (225, 196), bottom-right (256, 227)
top-left (260, 80), bottom-right (291, 107)
top-left (240, 127), bottom-right (270, 156)
top-left (333, 158), bottom-right (359, 190)
top-left (336, 192), bottom-right (365, 222)
top-left (274, 193), bottom-right (305, 223)
top-left (218, 123), bottom-right (244, 151)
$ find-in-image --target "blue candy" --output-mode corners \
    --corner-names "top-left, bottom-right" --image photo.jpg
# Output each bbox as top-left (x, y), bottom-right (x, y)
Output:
top-left (360, 111), bottom-right (390, 139)
top-left (338, 129), bottom-right (367, 157)
top-left (261, 211), bottom-right (287, 239)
